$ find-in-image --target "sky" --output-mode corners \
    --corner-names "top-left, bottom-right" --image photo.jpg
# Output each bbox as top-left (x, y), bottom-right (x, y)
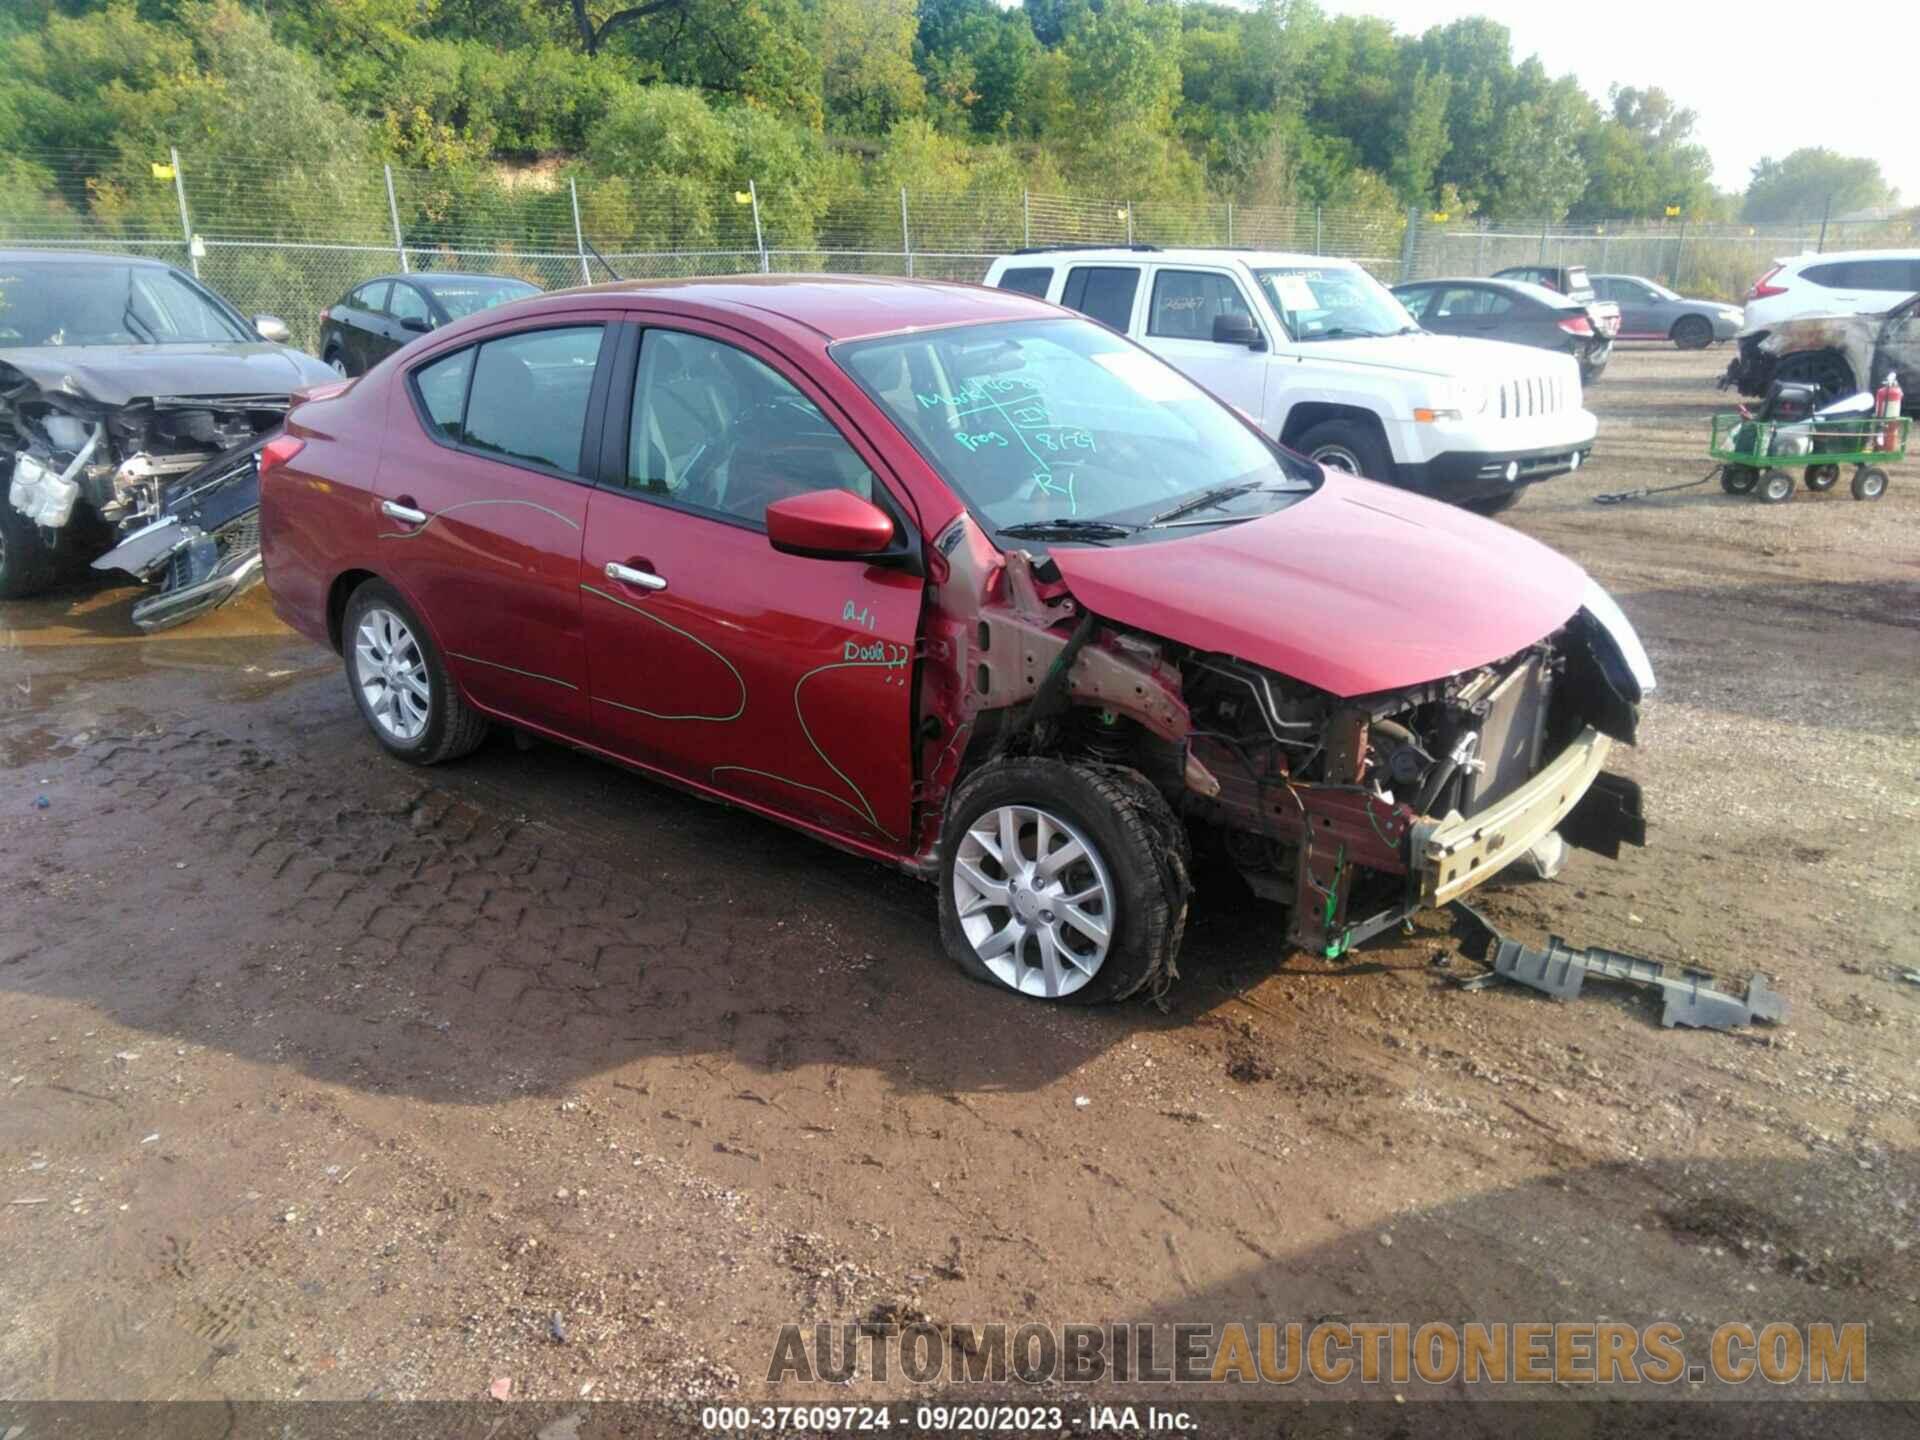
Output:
top-left (1311, 0), bottom-right (1918, 205)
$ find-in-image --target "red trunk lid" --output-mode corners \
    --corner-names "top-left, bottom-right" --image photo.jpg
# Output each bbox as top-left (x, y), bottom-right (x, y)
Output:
top-left (1046, 472), bottom-right (1587, 697)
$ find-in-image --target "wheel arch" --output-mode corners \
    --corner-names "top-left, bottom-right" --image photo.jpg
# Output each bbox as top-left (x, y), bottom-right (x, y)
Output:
top-left (325, 568), bottom-right (379, 652)
top-left (1279, 402), bottom-right (1391, 455)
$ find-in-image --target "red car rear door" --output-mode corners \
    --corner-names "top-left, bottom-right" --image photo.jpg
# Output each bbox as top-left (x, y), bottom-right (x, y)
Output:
top-left (372, 309), bottom-right (620, 734)
top-left (578, 318), bottom-right (923, 852)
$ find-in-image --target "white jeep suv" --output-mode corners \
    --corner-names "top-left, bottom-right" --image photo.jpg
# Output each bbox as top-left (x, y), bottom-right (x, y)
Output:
top-left (983, 247), bottom-right (1597, 514)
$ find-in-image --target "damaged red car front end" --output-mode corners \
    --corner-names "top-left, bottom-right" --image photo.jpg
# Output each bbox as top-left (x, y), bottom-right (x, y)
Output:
top-left (265, 276), bottom-right (1650, 1005)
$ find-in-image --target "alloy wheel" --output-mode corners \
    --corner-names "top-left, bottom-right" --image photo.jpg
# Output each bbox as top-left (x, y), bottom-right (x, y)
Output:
top-left (1312, 444), bottom-right (1363, 475)
top-left (951, 804), bottom-right (1114, 999)
top-left (353, 607), bottom-right (431, 742)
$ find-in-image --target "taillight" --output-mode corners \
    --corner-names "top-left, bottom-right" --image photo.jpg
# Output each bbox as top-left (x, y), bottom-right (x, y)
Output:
top-left (1748, 265), bottom-right (1787, 300)
top-left (318, 306), bottom-right (332, 324)
top-left (259, 434), bottom-right (306, 479)
top-left (1557, 314), bottom-right (1594, 336)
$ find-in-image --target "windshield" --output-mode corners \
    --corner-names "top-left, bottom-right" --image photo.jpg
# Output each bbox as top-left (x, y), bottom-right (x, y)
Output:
top-left (836, 317), bottom-right (1315, 541)
top-left (422, 277), bottom-right (539, 320)
top-left (1254, 265), bottom-right (1417, 341)
top-left (0, 262), bottom-right (250, 346)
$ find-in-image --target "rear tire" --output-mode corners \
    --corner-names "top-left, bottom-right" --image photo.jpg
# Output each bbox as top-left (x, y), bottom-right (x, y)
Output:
top-left (1721, 465), bottom-right (1759, 495)
top-left (1672, 316), bottom-right (1713, 350)
top-left (1756, 469), bottom-right (1795, 504)
top-left (324, 347), bottom-right (350, 378)
top-left (937, 760), bottom-right (1189, 1005)
top-left (1294, 419), bottom-right (1394, 485)
top-left (0, 491), bottom-right (59, 600)
top-left (342, 579), bottom-right (488, 765)
top-left (1803, 464), bottom-right (1840, 492)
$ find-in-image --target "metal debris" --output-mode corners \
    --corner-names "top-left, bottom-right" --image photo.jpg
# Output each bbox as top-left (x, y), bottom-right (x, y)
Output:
top-left (1450, 902), bottom-right (1787, 1031)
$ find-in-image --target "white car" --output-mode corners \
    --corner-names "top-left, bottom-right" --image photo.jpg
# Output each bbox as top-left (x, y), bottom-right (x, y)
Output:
top-left (1743, 250), bottom-right (1920, 330)
top-left (984, 247), bottom-right (1597, 515)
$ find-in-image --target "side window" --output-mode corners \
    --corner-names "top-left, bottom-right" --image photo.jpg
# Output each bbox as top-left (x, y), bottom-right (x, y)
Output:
top-left (1851, 259), bottom-right (1913, 291)
top-left (450, 325), bottom-right (602, 474)
top-left (388, 284), bottom-right (432, 327)
top-left (1803, 262), bottom-right (1850, 289)
top-left (1397, 287), bottom-right (1435, 319)
top-left (1434, 287), bottom-right (1492, 318)
top-left (1148, 270), bottom-right (1254, 341)
top-left (351, 282), bottom-right (391, 313)
top-left (626, 330), bottom-right (877, 526)
top-left (1060, 266), bottom-right (1140, 332)
top-left (996, 267), bottom-right (1054, 299)
top-left (413, 347), bottom-right (472, 440)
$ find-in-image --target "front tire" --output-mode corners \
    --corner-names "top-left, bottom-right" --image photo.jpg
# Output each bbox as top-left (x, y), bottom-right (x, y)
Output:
top-left (1462, 490), bottom-right (1521, 517)
top-left (1756, 469), bottom-right (1796, 504)
top-left (324, 347), bottom-right (350, 378)
top-left (1804, 464), bottom-right (1840, 492)
top-left (938, 760), bottom-right (1189, 1004)
top-left (0, 494), bottom-right (59, 600)
top-left (1672, 316), bottom-right (1713, 350)
top-left (1294, 419), bottom-right (1394, 485)
top-left (342, 579), bottom-right (488, 765)
top-left (1851, 466), bottom-right (1889, 501)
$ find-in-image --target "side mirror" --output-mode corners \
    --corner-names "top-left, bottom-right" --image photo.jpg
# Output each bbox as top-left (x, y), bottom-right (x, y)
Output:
top-left (400, 315), bottom-right (431, 334)
top-left (1213, 312), bottom-right (1265, 349)
top-left (253, 314), bottom-right (291, 344)
top-left (766, 489), bottom-right (896, 560)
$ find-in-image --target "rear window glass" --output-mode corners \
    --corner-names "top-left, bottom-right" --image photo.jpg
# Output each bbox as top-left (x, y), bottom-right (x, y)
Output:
top-left (413, 347), bottom-right (471, 439)
top-left (422, 277), bottom-right (540, 319)
top-left (1060, 266), bottom-right (1139, 332)
top-left (995, 267), bottom-right (1054, 299)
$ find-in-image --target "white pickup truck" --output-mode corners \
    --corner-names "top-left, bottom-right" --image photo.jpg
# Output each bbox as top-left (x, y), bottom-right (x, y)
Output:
top-left (983, 247), bottom-right (1598, 514)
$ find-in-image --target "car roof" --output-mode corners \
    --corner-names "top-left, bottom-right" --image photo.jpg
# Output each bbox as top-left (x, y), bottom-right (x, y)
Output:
top-left (536, 273), bottom-right (1062, 343)
top-left (409, 273), bottom-right (539, 290)
top-left (1397, 276), bottom-right (1572, 306)
top-left (0, 248), bottom-right (176, 268)
top-left (1003, 247), bottom-right (1362, 270)
top-left (1785, 248), bottom-right (1920, 263)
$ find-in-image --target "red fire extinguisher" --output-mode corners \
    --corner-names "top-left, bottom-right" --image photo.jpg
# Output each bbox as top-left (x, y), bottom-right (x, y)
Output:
top-left (1876, 371), bottom-right (1903, 452)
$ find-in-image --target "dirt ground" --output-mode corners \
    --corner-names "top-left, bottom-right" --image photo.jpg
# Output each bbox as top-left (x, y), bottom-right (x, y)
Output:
top-left (1, 345), bottom-right (1916, 1426)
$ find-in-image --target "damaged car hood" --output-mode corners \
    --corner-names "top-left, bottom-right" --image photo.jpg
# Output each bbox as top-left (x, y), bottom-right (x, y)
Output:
top-left (0, 342), bottom-right (335, 406)
top-left (1047, 471), bottom-right (1588, 697)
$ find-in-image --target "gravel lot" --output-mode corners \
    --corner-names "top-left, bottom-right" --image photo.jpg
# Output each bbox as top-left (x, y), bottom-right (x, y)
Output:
top-left (1, 344), bottom-right (1915, 1429)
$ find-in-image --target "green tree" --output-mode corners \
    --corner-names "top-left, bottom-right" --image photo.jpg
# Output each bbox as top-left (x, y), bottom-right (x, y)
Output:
top-left (1743, 148), bottom-right (1895, 221)
top-left (818, 0), bottom-right (924, 134)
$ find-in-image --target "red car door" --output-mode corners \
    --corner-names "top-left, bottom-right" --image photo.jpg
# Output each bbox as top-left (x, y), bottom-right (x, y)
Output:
top-left (579, 319), bottom-right (923, 852)
top-left (373, 311), bottom-right (618, 734)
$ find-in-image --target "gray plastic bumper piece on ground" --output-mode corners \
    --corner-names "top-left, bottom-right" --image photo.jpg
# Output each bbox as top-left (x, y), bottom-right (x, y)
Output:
top-left (1452, 904), bottom-right (1788, 1030)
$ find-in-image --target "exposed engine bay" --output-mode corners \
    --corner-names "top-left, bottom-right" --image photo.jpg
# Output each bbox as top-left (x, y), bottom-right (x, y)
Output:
top-left (2, 368), bottom-right (285, 626)
top-left (915, 514), bottom-right (1649, 963)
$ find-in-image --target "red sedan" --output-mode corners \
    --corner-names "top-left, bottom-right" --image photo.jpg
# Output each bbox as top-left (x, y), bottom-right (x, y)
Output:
top-left (260, 275), bottom-right (1653, 1003)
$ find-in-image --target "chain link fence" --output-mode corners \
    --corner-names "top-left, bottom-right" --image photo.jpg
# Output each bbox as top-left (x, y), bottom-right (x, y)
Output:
top-left (5, 146), bottom-right (1916, 354)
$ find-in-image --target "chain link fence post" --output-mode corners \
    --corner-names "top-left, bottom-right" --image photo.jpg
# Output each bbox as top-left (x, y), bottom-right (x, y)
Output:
top-left (567, 177), bottom-right (591, 284)
top-left (1126, 201), bottom-right (1134, 245)
top-left (383, 165), bottom-right (410, 274)
top-left (1022, 189), bottom-right (1031, 247)
top-left (169, 146), bottom-right (198, 278)
top-left (1314, 206), bottom-right (1323, 255)
top-left (749, 180), bottom-right (768, 274)
top-left (1399, 208), bottom-right (1419, 282)
top-left (901, 186), bottom-right (913, 277)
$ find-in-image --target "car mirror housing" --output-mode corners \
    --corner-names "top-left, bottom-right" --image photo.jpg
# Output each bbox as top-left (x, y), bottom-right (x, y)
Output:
top-left (400, 315), bottom-right (431, 334)
top-left (253, 314), bottom-right (291, 344)
top-left (765, 489), bottom-right (897, 561)
top-left (1213, 313), bottom-right (1266, 350)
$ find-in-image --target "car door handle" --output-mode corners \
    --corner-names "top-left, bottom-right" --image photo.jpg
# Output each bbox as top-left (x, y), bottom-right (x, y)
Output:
top-left (605, 560), bottom-right (667, 591)
top-left (380, 500), bottom-right (427, 525)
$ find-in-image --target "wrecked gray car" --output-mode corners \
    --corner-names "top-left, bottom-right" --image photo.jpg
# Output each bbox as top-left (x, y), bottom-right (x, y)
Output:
top-left (1722, 290), bottom-right (1920, 405)
top-left (1, 250), bottom-right (336, 625)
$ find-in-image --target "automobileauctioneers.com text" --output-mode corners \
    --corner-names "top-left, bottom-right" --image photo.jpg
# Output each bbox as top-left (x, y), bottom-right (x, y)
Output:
top-left (766, 1319), bottom-right (1867, 1388)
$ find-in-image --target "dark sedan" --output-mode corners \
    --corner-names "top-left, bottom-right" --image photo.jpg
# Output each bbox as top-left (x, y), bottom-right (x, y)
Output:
top-left (1393, 277), bottom-right (1614, 383)
top-left (318, 272), bottom-right (539, 376)
top-left (1590, 274), bottom-right (1743, 350)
